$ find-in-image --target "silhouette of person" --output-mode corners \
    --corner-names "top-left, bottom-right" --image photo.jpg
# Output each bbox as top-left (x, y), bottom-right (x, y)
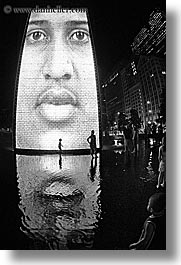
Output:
top-left (123, 123), bottom-right (134, 154)
top-left (87, 130), bottom-right (97, 157)
top-left (129, 192), bottom-right (166, 250)
top-left (58, 138), bottom-right (63, 152)
top-left (157, 135), bottom-right (166, 189)
top-left (58, 138), bottom-right (63, 168)
top-left (16, 10), bottom-right (100, 151)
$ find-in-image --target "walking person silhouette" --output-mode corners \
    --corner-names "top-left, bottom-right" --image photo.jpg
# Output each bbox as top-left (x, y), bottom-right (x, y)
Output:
top-left (58, 138), bottom-right (63, 153)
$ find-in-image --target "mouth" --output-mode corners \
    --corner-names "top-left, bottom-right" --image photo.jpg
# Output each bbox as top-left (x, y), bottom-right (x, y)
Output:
top-left (40, 177), bottom-right (84, 212)
top-left (35, 88), bottom-right (78, 122)
top-left (43, 179), bottom-right (78, 197)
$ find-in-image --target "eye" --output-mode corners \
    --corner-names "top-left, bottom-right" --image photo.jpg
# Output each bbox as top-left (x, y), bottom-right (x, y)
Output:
top-left (26, 30), bottom-right (48, 43)
top-left (69, 30), bottom-right (89, 43)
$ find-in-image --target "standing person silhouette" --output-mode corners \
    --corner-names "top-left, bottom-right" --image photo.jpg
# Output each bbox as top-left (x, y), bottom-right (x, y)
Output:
top-left (157, 135), bottom-right (166, 189)
top-left (123, 123), bottom-right (134, 154)
top-left (16, 10), bottom-right (100, 151)
top-left (87, 130), bottom-right (97, 157)
top-left (14, 8), bottom-right (101, 250)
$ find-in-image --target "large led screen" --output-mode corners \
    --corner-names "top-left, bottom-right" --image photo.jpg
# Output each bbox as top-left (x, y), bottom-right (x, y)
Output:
top-left (16, 9), bottom-right (100, 150)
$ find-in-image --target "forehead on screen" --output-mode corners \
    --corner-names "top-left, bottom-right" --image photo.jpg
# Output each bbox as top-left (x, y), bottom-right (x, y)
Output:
top-left (29, 11), bottom-right (88, 26)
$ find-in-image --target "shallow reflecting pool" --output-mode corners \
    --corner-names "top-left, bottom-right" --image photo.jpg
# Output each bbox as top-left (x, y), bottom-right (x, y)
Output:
top-left (0, 140), bottom-right (164, 249)
top-left (16, 154), bottom-right (101, 249)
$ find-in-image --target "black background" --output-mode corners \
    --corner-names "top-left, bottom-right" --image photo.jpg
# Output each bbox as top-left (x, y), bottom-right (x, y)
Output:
top-left (0, 0), bottom-right (165, 111)
top-left (0, 0), bottom-right (168, 252)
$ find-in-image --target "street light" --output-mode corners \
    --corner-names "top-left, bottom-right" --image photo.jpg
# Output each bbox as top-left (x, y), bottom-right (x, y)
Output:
top-left (115, 112), bottom-right (120, 132)
top-left (146, 99), bottom-right (153, 123)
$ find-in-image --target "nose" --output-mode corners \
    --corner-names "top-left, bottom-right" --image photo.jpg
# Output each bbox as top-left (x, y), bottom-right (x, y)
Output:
top-left (42, 41), bottom-right (73, 81)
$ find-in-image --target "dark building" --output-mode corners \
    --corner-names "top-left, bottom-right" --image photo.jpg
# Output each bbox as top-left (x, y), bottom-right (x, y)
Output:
top-left (119, 59), bottom-right (144, 120)
top-left (137, 55), bottom-right (166, 125)
top-left (101, 59), bottom-right (143, 130)
top-left (101, 55), bottom-right (166, 130)
top-left (131, 8), bottom-right (166, 57)
top-left (101, 8), bottom-right (166, 131)
top-left (101, 61), bottom-right (127, 129)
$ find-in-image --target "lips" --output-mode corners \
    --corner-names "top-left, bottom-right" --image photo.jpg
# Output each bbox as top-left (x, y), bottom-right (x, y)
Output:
top-left (40, 177), bottom-right (84, 213)
top-left (35, 88), bottom-right (78, 122)
top-left (43, 180), bottom-right (77, 197)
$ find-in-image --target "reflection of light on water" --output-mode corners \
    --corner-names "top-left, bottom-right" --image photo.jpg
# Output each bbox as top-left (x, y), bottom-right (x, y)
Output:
top-left (150, 138), bottom-right (154, 146)
top-left (16, 154), bottom-right (101, 249)
top-left (144, 153), bottom-right (157, 182)
top-left (139, 148), bottom-right (157, 183)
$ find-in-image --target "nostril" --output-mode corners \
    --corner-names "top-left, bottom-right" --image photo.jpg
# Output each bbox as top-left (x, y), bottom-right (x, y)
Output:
top-left (44, 73), bottom-right (71, 80)
top-left (63, 73), bottom-right (71, 79)
top-left (45, 74), bottom-right (51, 79)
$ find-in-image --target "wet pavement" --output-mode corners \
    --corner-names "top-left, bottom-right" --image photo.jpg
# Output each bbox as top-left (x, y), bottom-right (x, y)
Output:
top-left (0, 139), bottom-right (165, 249)
top-left (94, 141), bottom-right (161, 249)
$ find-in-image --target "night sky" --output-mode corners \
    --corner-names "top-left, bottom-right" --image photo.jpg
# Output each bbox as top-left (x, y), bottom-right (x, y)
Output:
top-left (0, 0), bottom-right (166, 111)
top-left (89, 0), bottom-right (166, 80)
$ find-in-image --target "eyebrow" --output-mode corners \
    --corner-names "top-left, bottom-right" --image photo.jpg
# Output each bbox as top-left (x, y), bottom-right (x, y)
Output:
top-left (65, 20), bottom-right (88, 26)
top-left (28, 20), bottom-right (88, 27)
top-left (28, 20), bottom-right (50, 26)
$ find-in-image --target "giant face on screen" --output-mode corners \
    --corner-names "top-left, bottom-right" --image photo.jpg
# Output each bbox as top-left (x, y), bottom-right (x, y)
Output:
top-left (16, 10), bottom-right (99, 150)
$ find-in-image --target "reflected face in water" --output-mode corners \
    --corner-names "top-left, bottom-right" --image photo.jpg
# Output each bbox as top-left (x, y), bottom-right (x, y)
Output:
top-left (17, 154), bottom-right (101, 249)
top-left (16, 11), bottom-right (99, 150)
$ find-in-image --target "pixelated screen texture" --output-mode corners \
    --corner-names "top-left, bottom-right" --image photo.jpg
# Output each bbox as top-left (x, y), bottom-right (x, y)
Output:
top-left (16, 11), bottom-right (100, 150)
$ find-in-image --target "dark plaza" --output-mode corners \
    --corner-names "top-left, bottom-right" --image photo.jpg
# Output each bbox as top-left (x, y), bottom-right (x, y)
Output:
top-left (0, 0), bottom-right (166, 250)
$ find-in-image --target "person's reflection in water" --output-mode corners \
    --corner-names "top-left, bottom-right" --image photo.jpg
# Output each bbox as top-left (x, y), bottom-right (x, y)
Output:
top-left (89, 156), bottom-right (97, 182)
top-left (15, 8), bottom-right (101, 250)
top-left (59, 154), bottom-right (62, 169)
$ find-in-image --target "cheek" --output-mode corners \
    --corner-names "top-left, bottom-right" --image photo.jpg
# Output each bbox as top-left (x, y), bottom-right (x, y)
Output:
top-left (72, 44), bottom-right (95, 71)
top-left (18, 49), bottom-right (44, 100)
top-left (20, 49), bottom-right (44, 77)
